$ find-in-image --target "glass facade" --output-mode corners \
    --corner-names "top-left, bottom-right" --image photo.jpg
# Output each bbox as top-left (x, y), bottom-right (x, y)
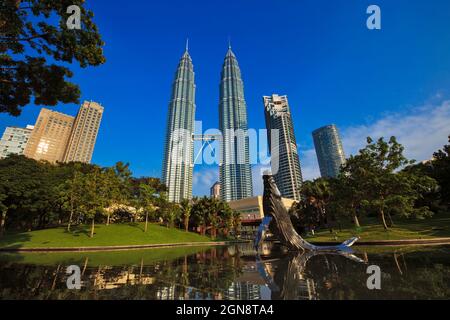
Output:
top-left (312, 125), bottom-right (346, 178)
top-left (219, 47), bottom-right (253, 201)
top-left (264, 94), bottom-right (303, 201)
top-left (162, 48), bottom-right (196, 203)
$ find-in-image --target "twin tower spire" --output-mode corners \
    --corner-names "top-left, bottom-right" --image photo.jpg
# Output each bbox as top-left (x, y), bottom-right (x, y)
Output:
top-left (162, 42), bottom-right (253, 203)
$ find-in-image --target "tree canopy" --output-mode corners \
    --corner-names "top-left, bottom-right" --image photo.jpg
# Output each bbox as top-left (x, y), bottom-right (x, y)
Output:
top-left (292, 136), bottom-right (443, 233)
top-left (0, 155), bottom-right (239, 239)
top-left (1, 0), bottom-right (105, 116)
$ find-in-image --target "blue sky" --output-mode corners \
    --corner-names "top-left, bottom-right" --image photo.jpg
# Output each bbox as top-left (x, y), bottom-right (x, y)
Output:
top-left (1, 0), bottom-right (450, 196)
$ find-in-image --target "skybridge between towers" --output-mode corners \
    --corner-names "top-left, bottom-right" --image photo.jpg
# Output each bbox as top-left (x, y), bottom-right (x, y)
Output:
top-left (192, 134), bottom-right (222, 142)
top-left (192, 134), bottom-right (222, 165)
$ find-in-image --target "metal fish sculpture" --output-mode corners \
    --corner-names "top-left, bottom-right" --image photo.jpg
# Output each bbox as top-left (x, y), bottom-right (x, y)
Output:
top-left (255, 175), bottom-right (359, 253)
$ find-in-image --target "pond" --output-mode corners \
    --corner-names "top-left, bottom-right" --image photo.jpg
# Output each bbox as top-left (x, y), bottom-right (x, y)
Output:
top-left (0, 243), bottom-right (449, 300)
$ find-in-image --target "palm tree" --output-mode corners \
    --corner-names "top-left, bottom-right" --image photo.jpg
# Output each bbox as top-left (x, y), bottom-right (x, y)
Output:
top-left (302, 178), bottom-right (332, 228)
top-left (180, 199), bottom-right (193, 232)
top-left (192, 198), bottom-right (208, 235)
top-left (207, 198), bottom-right (221, 239)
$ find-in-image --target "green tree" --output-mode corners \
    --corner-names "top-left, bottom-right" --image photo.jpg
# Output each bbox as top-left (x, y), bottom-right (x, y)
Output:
top-left (112, 162), bottom-right (132, 206)
top-left (0, 155), bottom-right (52, 234)
top-left (79, 167), bottom-right (106, 238)
top-left (349, 137), bottom-right (436, 229)
top-left (1, 0), bottom-right (105, 116)
top-left (231, 209), bottom-right (241, 237)
top-left (301, 178), bottom-right (333, 229)
top-left (207, 198), bottom-right (221, 239)
top-left (57, 164), bottom-right (84, 232)
top-left (192, 198), bottom-right (209, 236)
top-left (336, 156), bottom-right (374, 228)
top-left (180, 199), bottom-right (192, 232)
top-left (100, 165), bottom-right (132, 226)
top-left (163, 202), bottom-right (180, 228)
top-left (138, 183), bottom-right (157, 233)
top-left (220, 203), bottom-right (234, 238)
top-left (432, 136), bottom-right (450, 208)
top-left (0, 193), bottom-right (7, 236)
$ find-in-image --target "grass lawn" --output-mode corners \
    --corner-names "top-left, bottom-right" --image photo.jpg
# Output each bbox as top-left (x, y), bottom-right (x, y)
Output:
top-left (0, 223), bottom-right (212, 249)
top-left (305, 214), bottom-right (450, 243)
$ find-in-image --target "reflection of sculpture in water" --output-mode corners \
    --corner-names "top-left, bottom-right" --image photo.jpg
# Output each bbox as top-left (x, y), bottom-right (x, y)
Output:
top-left (254, 175), bottom-right (365, 299)
top-left (257, 250), bottom-right (365, 300)
top-left (255, 175), bottom-right (359, 253)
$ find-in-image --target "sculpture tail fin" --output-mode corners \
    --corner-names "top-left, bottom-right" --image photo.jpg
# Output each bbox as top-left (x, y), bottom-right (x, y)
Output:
top-left (341, 237), bottom-right (359, 247)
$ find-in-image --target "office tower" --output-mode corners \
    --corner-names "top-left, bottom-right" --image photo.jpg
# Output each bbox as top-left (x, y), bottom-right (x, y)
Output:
top-left (312, 124), bottom-right (346, 178)
top-left (162, 44), bottom-right (196, 203)
top-left (210, 182), bottom-right (221, 199)
top-left (264, 94), bottom-right (303, 201)
top-left (24, 108), bottom-right (75, 163)
top-left (0, 125), bottom-right (34, 159)
top-left (219, 46), bottom-right (253, 201)
top-left (64, 101), bottom-right (104, 163)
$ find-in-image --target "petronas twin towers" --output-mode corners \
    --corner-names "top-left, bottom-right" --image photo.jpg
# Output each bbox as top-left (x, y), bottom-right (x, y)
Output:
top-left (162, 44), bottom-right (253, 203)
top-left (161, 47), bottom-right (196, 203)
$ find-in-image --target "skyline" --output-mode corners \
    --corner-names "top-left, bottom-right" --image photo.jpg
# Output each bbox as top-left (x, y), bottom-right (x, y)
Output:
top-left (1, 0), bottom-right (450, 196)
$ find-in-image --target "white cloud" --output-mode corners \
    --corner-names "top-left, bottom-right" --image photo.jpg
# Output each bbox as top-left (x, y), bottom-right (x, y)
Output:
top-left (342, 100), bottom-right (450, 161)
top-left (193, 100), bottom-right (450, 195)
top-left (299, 100), bottom-right (450, 181)
top-left (299, 148), bottom-right (322, 181)
top-left (252, 164), bottom-right (271, 196)
top-left (193, 166), bottom-right (219, 197)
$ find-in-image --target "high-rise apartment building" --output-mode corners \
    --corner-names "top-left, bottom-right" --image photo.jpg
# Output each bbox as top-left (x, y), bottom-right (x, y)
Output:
top-left (210, 182), bottom-right (221, 199)
top-left (63, 101), bottom-right (104, 163)
top-left (312, 124), bottom-right (346, 178)
top-left (264, 94), bottom-right (303, 201)
top-left (0, 125), bottom-right (34, 159)
top-left (219, 46), bottom-right (253, 201)
top-left (24, 109), bottom-right (75, 163)
top-left (162, 46), bottom-right (196, 203)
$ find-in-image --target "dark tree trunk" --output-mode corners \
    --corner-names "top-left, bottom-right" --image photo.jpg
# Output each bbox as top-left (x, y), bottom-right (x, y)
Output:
top-left (386, 211), bottom-right (394, 227)
top-left (0, 210), bottom-right (7, 236)
top-left (67, 207), bottom-right (74, 232)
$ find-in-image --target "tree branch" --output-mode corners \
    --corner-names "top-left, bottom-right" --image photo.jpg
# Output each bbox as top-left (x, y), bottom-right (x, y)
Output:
top-left (0, 34), bottom-right (49, 42)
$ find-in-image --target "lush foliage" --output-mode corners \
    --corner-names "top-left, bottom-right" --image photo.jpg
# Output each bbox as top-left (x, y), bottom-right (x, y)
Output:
top-left (1, 0), bottom-right (105, 116)
top-left (0, 155), bottom-right (238, 239)
top-left (291, 136), bottom-right (445, 233)
top-left (190, 197), bottom-right (241, 240)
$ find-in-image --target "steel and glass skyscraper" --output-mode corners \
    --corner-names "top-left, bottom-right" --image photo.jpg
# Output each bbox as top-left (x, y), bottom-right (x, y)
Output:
top-left (162, 45), bottom-right (196, 203)
top-left (264, 94), bottom-right (303, 201)
top-left (219, 47), bottom-right (253, 201)
top-left (312, 124), bottom-right (346, 178)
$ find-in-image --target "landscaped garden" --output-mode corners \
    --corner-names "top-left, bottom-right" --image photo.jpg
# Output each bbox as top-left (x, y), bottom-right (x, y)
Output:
top-left (0, 223), bottom-right (211, 249)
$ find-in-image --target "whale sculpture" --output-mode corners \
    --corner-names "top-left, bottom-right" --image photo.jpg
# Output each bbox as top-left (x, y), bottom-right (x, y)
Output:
top-left (254, 175), bottom-right (359, 252)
